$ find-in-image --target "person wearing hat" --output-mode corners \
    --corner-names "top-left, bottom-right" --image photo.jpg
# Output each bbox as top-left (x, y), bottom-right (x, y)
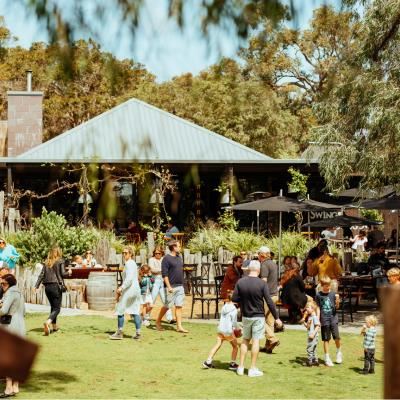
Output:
top-left (0, 238), bottom-right (20, 275)
top-left (258, 246), bottom-right (280, 353)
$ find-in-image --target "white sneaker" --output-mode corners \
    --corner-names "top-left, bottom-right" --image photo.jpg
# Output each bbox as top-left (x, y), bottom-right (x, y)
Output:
top-left (248, 368), bottom-right (264, 377)
top-left (325, 356), bottom-right (334, 367)
top-left (236, 367), bottom-right (244, 376)
top-left (142, 320), bottom-right (150, 327)
top-left (336, 351), bottom-right (343, 364)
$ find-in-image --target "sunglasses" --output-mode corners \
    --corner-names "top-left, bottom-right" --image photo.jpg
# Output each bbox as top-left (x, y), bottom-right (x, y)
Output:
top-left (0, 242), bottom-right (5, 245)
top-left (154, 252), bottom-right (162, 255)
top-left (122, 251), bottom-right (129, 254)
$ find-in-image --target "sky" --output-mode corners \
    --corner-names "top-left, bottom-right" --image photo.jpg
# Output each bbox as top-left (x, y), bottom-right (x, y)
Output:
top-left (0, 0), bottom-right (340, 82)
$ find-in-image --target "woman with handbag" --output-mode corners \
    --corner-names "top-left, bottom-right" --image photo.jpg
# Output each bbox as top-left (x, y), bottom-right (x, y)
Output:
top-left (35, 246), bottom-right (71, 335)
top-left (0, 273), bottom-right (26, 397)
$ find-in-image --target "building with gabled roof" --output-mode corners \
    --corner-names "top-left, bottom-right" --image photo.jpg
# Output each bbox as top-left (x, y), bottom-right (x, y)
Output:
top-left (0, 74), bottom-right (321, 229)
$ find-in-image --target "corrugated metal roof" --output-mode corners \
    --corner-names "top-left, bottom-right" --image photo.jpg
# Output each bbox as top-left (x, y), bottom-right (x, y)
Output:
top-left (16, 98), bottom-right (273, 163)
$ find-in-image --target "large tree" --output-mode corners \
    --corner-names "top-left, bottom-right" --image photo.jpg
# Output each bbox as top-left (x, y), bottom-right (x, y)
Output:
top-left (134, 58), bottom-right (302, 157)
top-left (313, 0), bottom-right (400, 193)
top-left (0, 25), bottom-right (154, 140)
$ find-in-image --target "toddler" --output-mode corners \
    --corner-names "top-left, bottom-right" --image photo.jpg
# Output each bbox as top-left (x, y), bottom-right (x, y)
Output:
top-left (315, 276), bottom-right (342, 367)
top-left (360, 315), bottom-right (378, 374)
top-left (202, 290), bottom-right (240, 371)
top-left (387, 267), bottom-right (400, 285)
top-left (139, 264), bottom-right (155, 326)
top-left (303, 301), bottom-right (320, 367)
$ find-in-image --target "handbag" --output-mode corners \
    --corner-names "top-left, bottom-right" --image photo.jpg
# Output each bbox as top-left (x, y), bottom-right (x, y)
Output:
top-left (55, 261), bottom-right (68, 293)
top-left (0, 314), bottom-right (12, 324)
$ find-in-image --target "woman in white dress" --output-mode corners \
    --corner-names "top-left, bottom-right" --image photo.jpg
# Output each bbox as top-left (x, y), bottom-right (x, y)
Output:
top-left (109, 247), bottom-right (142, 340)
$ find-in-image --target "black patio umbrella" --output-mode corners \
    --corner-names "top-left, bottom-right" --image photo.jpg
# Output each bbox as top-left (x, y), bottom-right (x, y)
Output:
top-left (337, 185), bottom-right (395, 199)
top-left (303, 214), bottom-right (382, 229)
top-left (232, 195), bottom-right (341, 269)
top-left (357, 195), bottom-right (400, 257)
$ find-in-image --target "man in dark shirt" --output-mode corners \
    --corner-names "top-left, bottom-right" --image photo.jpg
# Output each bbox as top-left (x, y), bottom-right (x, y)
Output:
top-left (232, 260), bottom-right (283, 377)
top-left (156, 240), bottom-right (188, 333)
top-left (258, 246), bottom-right (280, 353)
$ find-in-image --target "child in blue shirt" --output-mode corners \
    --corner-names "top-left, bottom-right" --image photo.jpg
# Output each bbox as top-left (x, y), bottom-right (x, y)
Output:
top-left (360, 315), bottom-right (378, 374)
top-left (139, 264), bottom-right (155, 326)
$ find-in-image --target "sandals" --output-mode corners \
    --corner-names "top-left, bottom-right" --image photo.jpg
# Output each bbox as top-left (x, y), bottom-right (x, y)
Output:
top-left (0, 392), bottom-right (15, 398)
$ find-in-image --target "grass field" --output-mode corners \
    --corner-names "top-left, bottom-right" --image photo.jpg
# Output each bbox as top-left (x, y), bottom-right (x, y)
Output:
top-left (15, 314), bottom-right (383, 399)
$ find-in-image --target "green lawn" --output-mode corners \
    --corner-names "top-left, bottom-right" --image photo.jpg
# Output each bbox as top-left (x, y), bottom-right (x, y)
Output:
top-left (17, 314), bottom-right (382, 399)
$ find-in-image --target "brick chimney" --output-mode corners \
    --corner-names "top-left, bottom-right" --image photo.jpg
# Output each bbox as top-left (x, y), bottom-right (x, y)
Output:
top-left (7, 70), bottom-right (43, 156)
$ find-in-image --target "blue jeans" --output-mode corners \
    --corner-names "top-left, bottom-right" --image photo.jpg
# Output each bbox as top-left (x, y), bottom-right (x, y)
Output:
top-left (151, 276), bottom-right (173, 321)
top-left (118, 314), bottom-right (141, 331)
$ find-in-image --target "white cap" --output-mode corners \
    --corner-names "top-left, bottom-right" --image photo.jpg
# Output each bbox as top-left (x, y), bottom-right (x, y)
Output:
top-left (258, 246), bottom-right (270, 254)
top-left (248, 260), bottom-right (261, 271)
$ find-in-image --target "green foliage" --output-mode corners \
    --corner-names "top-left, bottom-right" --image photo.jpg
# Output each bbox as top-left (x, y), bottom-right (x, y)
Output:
top-left (6, 208), bottom-right (125, 266)
top-left (187, 227), bottom-right (315, 261)
top-left (217, 209), bottom-right (238, 230)
top-left (314, 0), bottom-right (400, 193)
top-left (288, 167), bottom-right (309, 198)
top-left (187, 227), bottom-right (264, 258)
top-left (265, 231), bottom-right (316, 260)
top-left (360, 209), bottom-right (384, 222)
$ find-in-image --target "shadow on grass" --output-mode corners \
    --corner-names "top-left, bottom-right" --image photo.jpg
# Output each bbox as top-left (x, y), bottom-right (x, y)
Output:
top-left (24, 371), bottom-right (78, 393)
top-left (207, 360), bottom-right (237, 372)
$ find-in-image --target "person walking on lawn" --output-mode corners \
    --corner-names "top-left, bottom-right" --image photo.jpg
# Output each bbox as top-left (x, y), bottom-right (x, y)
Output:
top-left (109, 247), bottom-right (142, 340)
top-left (258, 246), bottom-right (280, 353)
top-left (156, 240), bottom-right (188, 333)
top-left (232, 260), bottom-right (283, 377)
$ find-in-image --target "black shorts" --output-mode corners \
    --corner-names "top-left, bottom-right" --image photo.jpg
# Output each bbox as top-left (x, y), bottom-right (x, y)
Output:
top-left (321, 322), bottom-right (340, 341)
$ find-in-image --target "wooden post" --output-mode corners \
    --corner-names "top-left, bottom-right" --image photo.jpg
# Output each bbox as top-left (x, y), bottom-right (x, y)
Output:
top-left (381, 285), bottom-right (400, 399)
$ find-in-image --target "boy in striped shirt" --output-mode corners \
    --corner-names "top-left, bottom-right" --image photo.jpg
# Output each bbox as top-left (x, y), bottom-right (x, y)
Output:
top-left (360, 315), bottom-right (378, 374)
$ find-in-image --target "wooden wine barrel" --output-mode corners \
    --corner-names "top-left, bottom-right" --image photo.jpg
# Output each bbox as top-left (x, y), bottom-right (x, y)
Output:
top-left (86, 272), bottom-right (117, 311)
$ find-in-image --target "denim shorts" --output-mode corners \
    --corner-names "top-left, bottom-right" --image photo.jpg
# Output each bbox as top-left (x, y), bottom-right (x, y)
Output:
top-left (165, 286), bottom-right (185, 307)
top-left (242, 317), bottom-right (265, 340)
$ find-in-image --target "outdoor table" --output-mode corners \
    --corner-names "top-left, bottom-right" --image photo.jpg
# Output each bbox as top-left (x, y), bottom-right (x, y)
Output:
top-left (65, 267), bottom-right (104, 279)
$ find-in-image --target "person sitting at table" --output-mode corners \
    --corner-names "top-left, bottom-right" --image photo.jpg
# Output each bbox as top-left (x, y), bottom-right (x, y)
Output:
top-left (220, 255), bottom-right (243, 300)
top-left (387, 267), bottom-right (400, 285)
top-left (282, 256), bottom-right (292, 272)
top-left (321, 227), bottom-right (337, 240)
top-left (367, 226), bottom-right (385, 250)
top-left (368, 242), bottom-right (390, 273)
top-left (387, 229), bottom-right (398, 249)
top-left (280, 265), bottom-right (308, 323)
top-left (350, 230), bottom-right (368, 251)
top-left (164, 221), bottom-right (179, 241)
top-left (83, 250), bottom-right (97, 268)
top-left (71, 255), bottom-right (84, 268)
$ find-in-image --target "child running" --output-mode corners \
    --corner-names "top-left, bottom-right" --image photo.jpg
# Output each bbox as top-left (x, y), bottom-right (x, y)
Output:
top-left (139, 264), bottom-right (155, 326)
top-left (202, 290), bottom-right (240, 370)
top-left (360, 315), bottom-right (378, 374)
top-left (303, 301), bottom-right (320, 367)
top-left (315, 276), bottom-right (343, 367)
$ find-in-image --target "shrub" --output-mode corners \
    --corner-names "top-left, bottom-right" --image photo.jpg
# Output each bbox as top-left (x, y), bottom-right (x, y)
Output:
top-left (6, 209), bottom-right (125, 267)
top-left (265, 231), bottom-right (316, 261)
top-left (187, 227), bottom-right (316, 261)
top-left (187, 227), bottom-right (265, 258)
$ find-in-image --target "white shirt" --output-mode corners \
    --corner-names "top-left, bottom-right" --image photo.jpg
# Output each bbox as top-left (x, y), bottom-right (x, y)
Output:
top-left (351, 236), bottom-right (368, 251)
top-left (148, 257), bottom-right (162, 274)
